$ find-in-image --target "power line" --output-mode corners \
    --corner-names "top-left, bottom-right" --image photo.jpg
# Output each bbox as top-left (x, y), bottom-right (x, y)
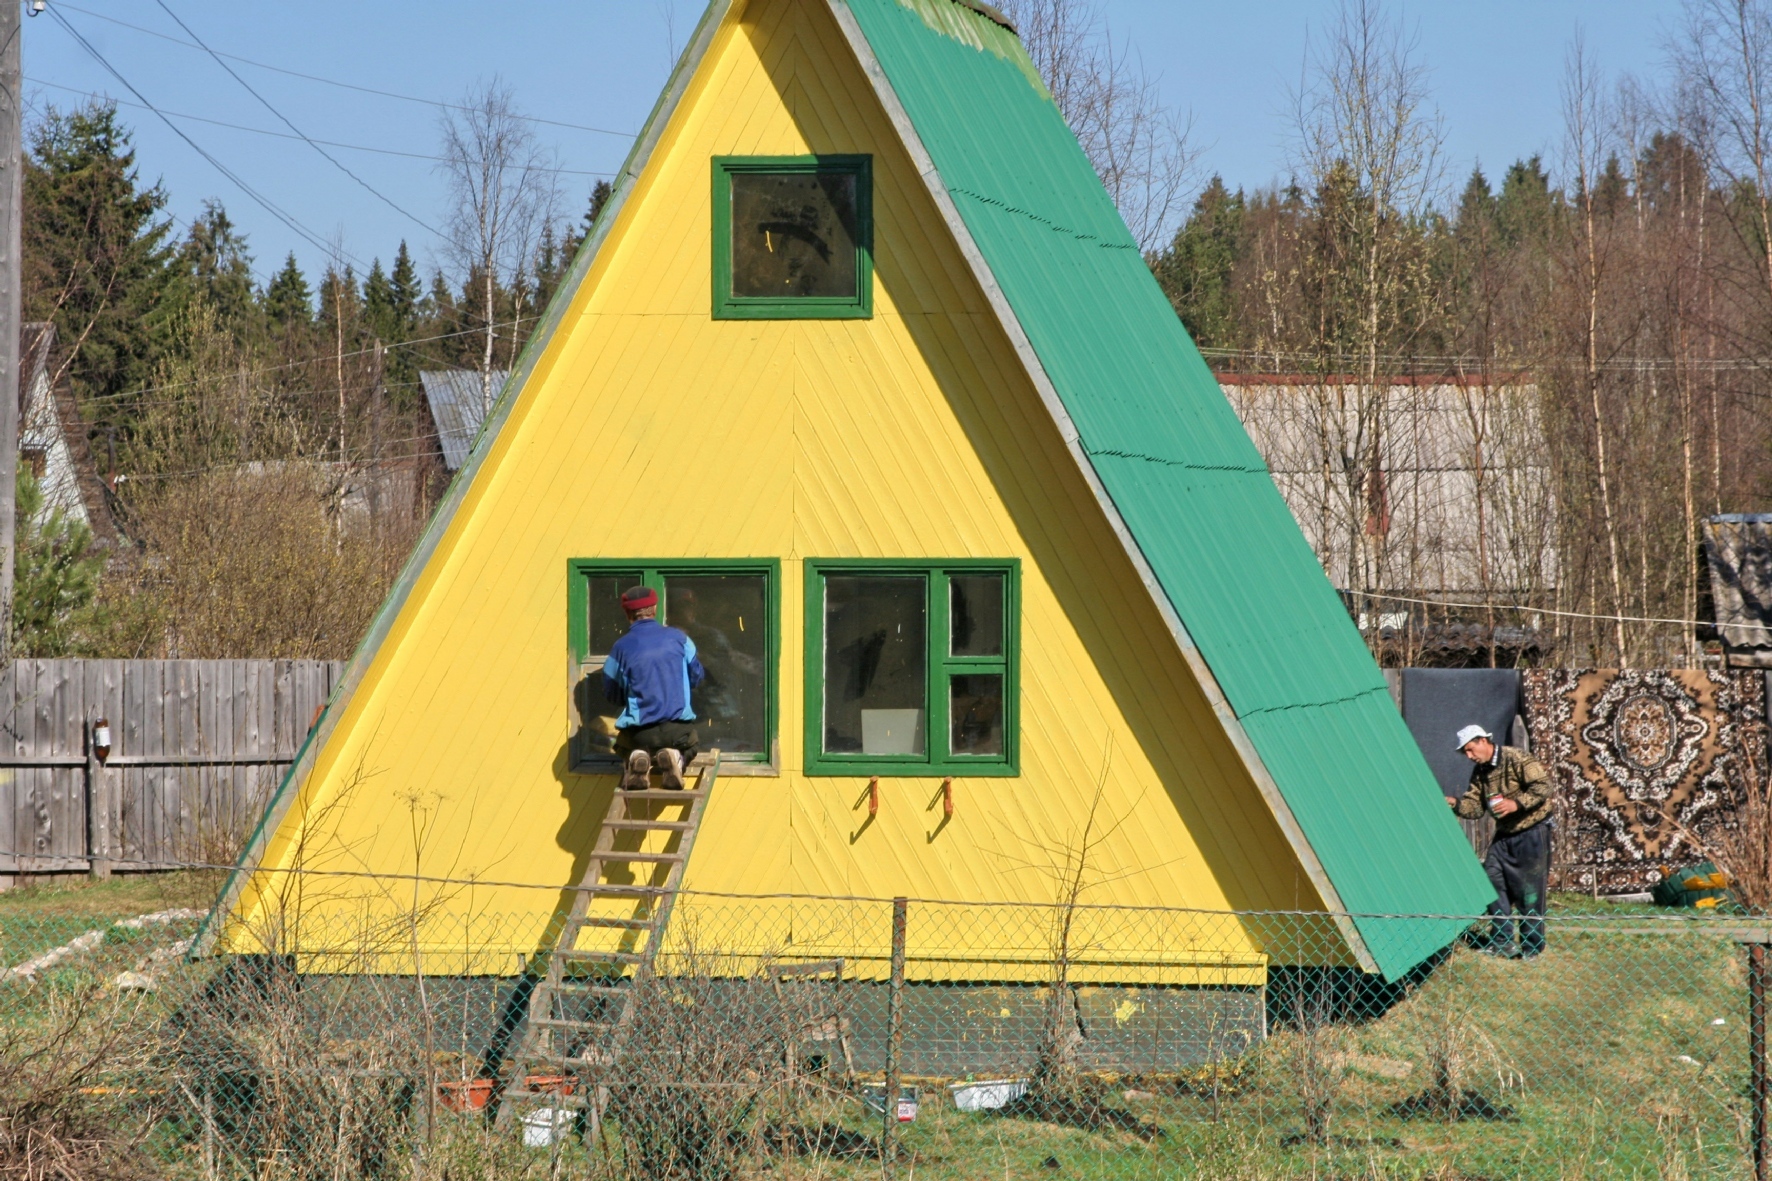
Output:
top-left (1363, 592), bottom-right (1757, 633)
top-left (87, 318), bottom-right (538, 408)
top-left (44, 6), bottom-right (363, 269)
top-left (1201, 346), bottom-right (1772, 373)
top-left (149, 0), bottom-right (442, 241)
top-left (53, 1), bottom-right (638, 141)
top-left (25, 76), bottom-right (615, 178)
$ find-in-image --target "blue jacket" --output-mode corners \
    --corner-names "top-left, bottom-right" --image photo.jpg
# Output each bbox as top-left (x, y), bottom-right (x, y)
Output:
top-left (603, 618), bottom-right (705, 729)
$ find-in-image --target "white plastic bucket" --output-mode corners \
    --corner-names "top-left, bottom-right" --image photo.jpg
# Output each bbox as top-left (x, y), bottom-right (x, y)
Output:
top-left (948, 1078), bottom-right (1029, 1112)
top-left (522, 1107), bottom-right (569, 1147)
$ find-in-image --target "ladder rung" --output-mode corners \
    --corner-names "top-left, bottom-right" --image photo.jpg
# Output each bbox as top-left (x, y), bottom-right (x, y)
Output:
top-left (603, 819), bottom-right (694, 831)
top-left (578, 884), bottom-right (669, 897)
top-left (512, 1090), bottom-right (598, 1110)
top-left (552, 981), bottom-right (631, 997)
top-left (527, 1017), bottom-right (619, 1033)
top-left (596, 851), bottom-right (684, 864)
top-left (530, 1050), bottom-right (616, 1071)
top-left (559, 949), bottom-right (645, 964)
top-left (576, 916), bottom-right (658, 930)
top-left (618, 789), bottom-right (706, 801)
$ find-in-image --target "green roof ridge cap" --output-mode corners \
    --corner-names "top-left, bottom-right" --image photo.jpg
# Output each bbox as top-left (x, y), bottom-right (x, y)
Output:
top-left (888, 0), bottom-right (1048, 96)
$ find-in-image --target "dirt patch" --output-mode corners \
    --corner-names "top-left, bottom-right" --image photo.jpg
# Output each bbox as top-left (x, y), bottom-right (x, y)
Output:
top-left (757, 1122), bottom-right (879, 1159)
top-left (1386, 1089), bottom-right (1519, 1121)
top-left (993, 1093), bottom-right (1162, 1141)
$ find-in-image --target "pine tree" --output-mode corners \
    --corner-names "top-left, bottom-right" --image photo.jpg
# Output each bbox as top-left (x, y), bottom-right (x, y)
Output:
top-left (265, 252), bottom-right (313, 326)
top-left (363, 257), bottom-right (395, 339)
top-left (1456, 166), bottom-right (1498, 231)
top-left (1595, 153), bottom-right (1630, 218)
top-left (533, 222), bottom-right (569, 311)
top-left (585, 179), bottom-right (612, 236)
top-left (23, 102), bottom-right (175, 410)
top-left (1150, 176), bottom-right (1247, 349)
top-left (12, 467), bottom-right (104, 657)
top-left (177, 198), bottom-right (257, 328)
top-left (390, 241), bottom-right (422, 328)
top-left (1496, 156), bottom-right (1557, 247)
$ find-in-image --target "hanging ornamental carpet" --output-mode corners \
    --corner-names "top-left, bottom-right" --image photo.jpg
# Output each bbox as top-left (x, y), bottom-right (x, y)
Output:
top-left (1521, 670), bottom-right (1766, 894)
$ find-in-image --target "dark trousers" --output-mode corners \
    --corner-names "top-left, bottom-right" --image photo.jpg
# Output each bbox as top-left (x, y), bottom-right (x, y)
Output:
top-left (615, 720), bottom-right (699, 767)
top-left (1482, 821), bottom-right (1552, 957)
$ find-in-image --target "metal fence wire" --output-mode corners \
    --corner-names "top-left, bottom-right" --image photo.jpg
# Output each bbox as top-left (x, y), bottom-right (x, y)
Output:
top-left (4, 884), bottom-right (1772, 1180)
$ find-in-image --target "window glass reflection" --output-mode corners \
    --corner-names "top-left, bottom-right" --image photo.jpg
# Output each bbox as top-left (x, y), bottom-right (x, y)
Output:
top-left (731, 172), bottom-right (859, 299)
top-left (823, 576), bottom-right (926, 755)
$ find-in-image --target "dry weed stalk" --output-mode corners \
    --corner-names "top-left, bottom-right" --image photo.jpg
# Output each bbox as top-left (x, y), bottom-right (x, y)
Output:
top-left (1288, 981), bottom-right (1347, 1147)
top-left (600, 928), bottom-right (837, 1181)
top-left (1406, 985), bottom-right (1520, 1122)
top-left (0, 982), bottom-right (158, 1181)
top-left (1680, 730), bottom-right (1772, 911)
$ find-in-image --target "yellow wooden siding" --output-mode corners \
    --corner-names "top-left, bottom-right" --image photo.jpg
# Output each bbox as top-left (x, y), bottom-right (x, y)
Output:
top-left (224, 0), bottom-right (1329, 976)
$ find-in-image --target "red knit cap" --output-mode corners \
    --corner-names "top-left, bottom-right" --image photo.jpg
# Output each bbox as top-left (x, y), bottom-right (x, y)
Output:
top-left (621, 585), bottom-right (658, 611)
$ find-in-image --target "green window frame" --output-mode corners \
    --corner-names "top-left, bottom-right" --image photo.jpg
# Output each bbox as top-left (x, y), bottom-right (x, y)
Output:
top-left (711, 155), bottom-right (873, 320)
top-left (803, 559), bottom-right (1020, 777)
top-left (569, 558), bottom-right (780, 771)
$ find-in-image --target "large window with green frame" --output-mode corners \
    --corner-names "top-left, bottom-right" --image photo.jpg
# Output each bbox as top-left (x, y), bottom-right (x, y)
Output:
top-left (712, 155), bottom-right (873, 320)
top-left (804, 560), bottom-right (1019, 776)
top-left (569, 559), bottom-right (779, 769)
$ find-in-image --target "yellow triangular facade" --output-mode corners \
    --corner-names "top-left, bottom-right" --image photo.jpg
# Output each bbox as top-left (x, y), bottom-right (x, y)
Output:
top-left (217, 0), bottom-right (1338, 981)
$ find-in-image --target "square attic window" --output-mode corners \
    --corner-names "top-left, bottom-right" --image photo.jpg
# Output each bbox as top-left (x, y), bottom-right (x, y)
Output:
top-left (714, 156), bottom-right (872, 320)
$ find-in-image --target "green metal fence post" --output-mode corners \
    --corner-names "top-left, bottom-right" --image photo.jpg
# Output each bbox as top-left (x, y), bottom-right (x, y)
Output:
top-left (1753, 941), bottom-right (1768, 1181)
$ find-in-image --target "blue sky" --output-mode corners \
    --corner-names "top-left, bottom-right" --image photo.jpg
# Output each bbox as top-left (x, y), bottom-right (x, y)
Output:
top-left (22, 1), bottom-right (1675, 287)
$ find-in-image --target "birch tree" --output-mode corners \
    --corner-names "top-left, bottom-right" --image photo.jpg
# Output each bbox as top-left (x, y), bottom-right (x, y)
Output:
top-left (997, 0), bottom-right (1199, 249)
top-left (438, 81), bottom-right (559, 414)
top-left (1291, 0), bottom-right (1444, 640)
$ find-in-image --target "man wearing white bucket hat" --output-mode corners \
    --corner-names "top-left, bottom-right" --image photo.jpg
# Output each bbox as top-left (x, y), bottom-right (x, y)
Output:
top-left (1449, 724), bottom-right (1554, 958)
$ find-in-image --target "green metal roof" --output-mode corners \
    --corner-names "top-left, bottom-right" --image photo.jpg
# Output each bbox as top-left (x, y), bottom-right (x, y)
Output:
top-left (841, 0), bottom-right (1495, 978)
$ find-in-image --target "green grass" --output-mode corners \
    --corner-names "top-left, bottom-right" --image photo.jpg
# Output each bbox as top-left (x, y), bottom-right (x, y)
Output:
top-left (0, 884), bottom-right (1757, 1179)
top-left (0, 870), bottom-right (222, 920)
top-left (0, 870), bottom-right (222, 973)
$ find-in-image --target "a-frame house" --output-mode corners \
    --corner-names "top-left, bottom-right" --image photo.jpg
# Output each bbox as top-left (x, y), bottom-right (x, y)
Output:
top-left (201, 0), bottom-right (1492, 989)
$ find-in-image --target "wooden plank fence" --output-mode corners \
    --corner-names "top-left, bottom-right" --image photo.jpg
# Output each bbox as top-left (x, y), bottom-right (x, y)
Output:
top-left (0, 660), bottom-right (342, 881)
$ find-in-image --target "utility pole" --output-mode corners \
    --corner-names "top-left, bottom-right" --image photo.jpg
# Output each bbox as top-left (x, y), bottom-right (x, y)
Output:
top-left (0, 0), bottom-right (22, 658)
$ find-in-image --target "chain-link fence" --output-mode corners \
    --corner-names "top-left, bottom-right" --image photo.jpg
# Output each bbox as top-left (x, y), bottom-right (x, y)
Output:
top-left (3, 876), bottom-right (1769, 1179)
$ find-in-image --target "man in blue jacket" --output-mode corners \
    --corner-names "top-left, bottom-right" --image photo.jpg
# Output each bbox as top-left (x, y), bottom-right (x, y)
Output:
top-left (604, 585), bottom-right (705, 789)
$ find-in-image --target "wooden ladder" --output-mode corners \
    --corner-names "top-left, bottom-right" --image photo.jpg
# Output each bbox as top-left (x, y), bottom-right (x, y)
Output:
top-left (495, 753), bottom-right (719, 1128)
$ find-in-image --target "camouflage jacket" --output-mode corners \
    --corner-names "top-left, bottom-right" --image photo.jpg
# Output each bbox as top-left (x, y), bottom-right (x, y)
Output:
top-left (1453, 745), bottom-right (1554, 838)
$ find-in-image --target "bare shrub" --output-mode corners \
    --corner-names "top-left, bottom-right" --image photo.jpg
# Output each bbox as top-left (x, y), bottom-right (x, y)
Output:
top-left (1288, 982), bottom-right (1347, 1147)
top-left (0, 983), bottom-right (157, 1181)
top-left (601, 939), bottom-right (827, 1181)
top-left (99, 464), bottom-right (413, 659)
top-left (165, 934), bottom-right (435, 1181)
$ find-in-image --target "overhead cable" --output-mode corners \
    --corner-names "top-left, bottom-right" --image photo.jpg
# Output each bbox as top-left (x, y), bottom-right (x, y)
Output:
top-left (26, 76), bottom-right (615, 178)
top-left (45, 6), bottom-right (363, 268)
top-left (1361, 591), bottom-right (1762, 633)
top-left (90, 318), bottom-right (541, 407)
top-left (150, 0), bottom-right (443, 240)
top-left (54, 1), bottom-right (638, 140)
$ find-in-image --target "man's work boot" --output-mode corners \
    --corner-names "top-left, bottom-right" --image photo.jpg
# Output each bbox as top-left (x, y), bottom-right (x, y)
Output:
top-left (622, 749), bottom-right (652, 790)
top-left (657, 748), bottom-right (685, 790)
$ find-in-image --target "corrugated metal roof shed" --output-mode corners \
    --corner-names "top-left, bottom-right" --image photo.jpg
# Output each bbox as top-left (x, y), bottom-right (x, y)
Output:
top-left (419, 369), bottom-right (507, 472)
top-left (1703, 514), bottom-right (1772, 666)
top-left (844, 0), bottom-right (1494, 977)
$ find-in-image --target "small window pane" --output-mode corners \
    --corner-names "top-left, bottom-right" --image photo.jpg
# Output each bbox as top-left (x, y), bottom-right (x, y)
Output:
top-left (586, 573), bottom-right (641, 658)
top-left (950, 673), bottom-right (1004, 756)
top-left (580, 572), bottom-right (642, 756)
top-left (823, 576), bottom-right (926, 755)
top-left (950, 573), bottom-right (1004, 657)
top-left (665, 574), bottom-right (768, 755)
top-left (731, 172), bottom-right (859, 299)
